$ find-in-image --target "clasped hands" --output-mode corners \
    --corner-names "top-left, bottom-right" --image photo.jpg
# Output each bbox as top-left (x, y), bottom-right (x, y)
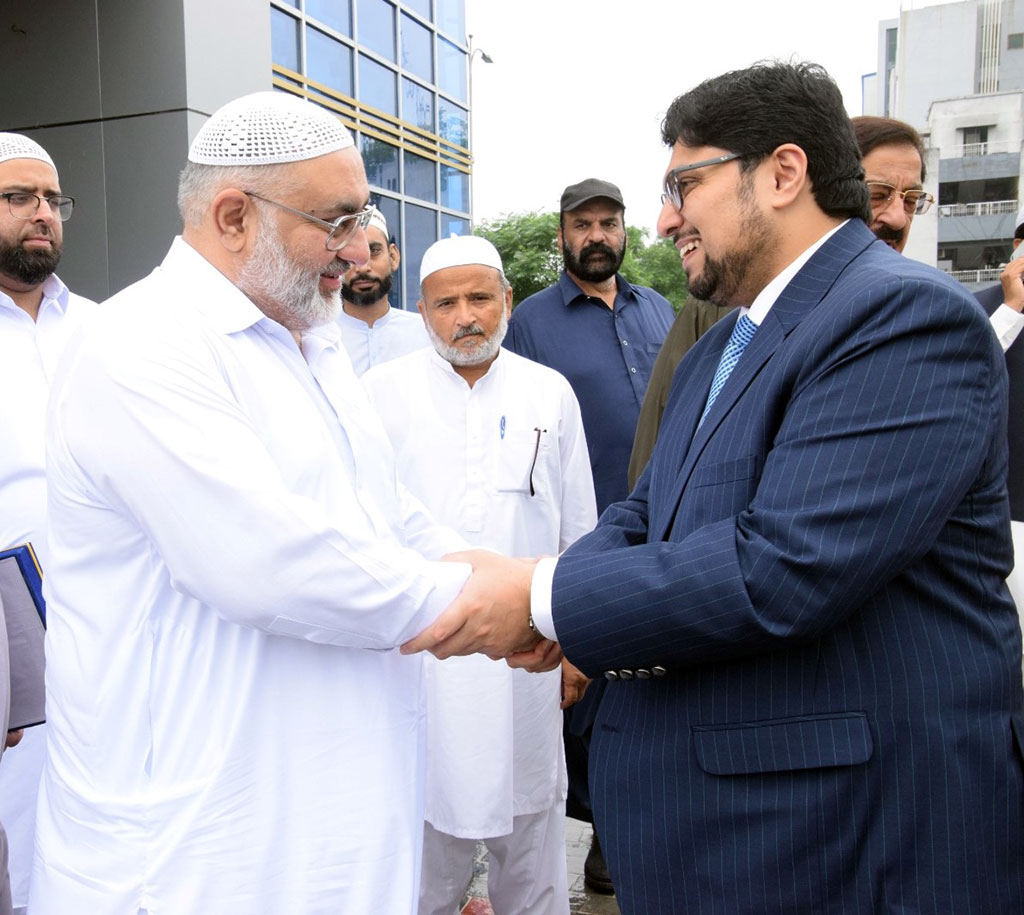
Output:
top-left (400, 549), bottom-right (562, 674)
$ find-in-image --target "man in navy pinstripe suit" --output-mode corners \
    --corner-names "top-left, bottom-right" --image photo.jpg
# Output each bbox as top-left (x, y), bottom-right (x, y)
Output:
top-left (405, 61), bottom-right (1024, 913)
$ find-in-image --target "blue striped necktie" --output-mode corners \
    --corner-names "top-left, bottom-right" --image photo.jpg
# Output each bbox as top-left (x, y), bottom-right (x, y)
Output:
top-left (699, 313), bottom-right (758, 425)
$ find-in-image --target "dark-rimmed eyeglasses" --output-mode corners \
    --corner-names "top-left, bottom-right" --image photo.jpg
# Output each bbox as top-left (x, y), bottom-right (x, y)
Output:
top-left (244, 191), bottom-right (372, 251)
top-left (866, 182), bottom-right (934, 216)
top-left (1, 191), bottom-right (75, 222)
top-left (661, 152), bottom-right (743, 210)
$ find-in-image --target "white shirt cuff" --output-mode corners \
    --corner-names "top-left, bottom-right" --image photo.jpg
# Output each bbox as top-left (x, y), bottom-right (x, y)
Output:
top-left (990, 304), bottom-right (1024, 353)
top-left (529, 556), bottom-right (559, 641)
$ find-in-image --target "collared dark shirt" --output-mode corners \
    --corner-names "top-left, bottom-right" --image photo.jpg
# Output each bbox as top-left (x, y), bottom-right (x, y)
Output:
top-left (505, 271), bottom-right (674, 512)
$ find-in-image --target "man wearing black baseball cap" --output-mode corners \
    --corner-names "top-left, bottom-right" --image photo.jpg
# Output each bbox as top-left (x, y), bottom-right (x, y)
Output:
top-left (504, 177), bottom-right (673, 894)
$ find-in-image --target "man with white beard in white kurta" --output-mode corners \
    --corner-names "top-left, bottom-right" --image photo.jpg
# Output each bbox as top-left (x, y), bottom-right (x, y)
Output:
top-left (362, 236), bottom-right (598, 914)
top-left (30, 92), bottom-right (475, 915)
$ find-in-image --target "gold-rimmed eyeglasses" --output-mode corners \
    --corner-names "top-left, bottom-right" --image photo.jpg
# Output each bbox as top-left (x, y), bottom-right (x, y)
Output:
top-left (244, 191), bottom-right (372, 251)
top-left (866, 182), bottom-right (935, 216)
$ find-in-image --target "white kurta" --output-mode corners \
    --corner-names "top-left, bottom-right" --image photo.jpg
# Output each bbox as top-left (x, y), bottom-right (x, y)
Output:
top-left (0, 275), bottom-right (95, 909)
top-left (31, 238), bottom-right (470, 915)
top-left (337, 305), bottom-right (429, 376)
top-left (363, 347), bottom-right (597, 838)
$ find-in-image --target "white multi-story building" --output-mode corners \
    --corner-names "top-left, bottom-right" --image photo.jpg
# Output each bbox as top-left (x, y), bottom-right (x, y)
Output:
top-left (863, 0), bottom-right (1024, 286)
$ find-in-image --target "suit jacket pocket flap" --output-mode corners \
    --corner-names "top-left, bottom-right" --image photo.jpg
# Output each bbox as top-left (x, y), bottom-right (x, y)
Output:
top-left (690, 454), bottom-right (760, 488)
top-left (693, 712), bottom-right (873, 776)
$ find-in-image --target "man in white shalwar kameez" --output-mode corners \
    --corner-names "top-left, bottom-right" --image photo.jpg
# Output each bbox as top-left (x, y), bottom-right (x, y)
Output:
top-left (30, 92), bottom-right (474, 915)
top-left (363, 236), bottom-right (597, 914)
top-left (0, 132), bottom-right (96, 915)
top-left (337, 205), bottom-right (428, 376)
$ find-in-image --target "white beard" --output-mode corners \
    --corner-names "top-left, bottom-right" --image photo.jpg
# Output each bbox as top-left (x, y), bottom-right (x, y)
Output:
top-left (237, 215), bottom-right (341, 331)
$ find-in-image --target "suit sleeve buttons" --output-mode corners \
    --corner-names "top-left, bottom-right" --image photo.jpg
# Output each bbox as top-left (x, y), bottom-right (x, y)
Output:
top-left (604, 670), bottom-right (619, 681)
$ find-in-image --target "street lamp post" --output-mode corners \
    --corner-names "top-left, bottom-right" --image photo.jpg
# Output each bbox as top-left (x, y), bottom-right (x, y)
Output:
top-left (467, 33), bottom-right (493, 229)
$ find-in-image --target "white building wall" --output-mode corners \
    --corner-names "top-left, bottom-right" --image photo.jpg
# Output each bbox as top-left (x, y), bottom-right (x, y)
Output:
top-left (893, 1), bottom-right (980, 128)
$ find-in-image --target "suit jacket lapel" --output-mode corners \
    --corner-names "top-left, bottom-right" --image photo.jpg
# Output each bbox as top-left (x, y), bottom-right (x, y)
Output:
top-left (648, 220), bottom-right (878, 543)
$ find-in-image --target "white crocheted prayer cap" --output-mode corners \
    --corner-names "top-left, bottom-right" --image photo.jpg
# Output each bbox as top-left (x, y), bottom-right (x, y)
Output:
top-left (0, 133), bottom-right (57, 175)
top-left (420, 235), bottom-right (503, 284)
top-left (367, 206), bottom-right (389, 239)
top-left (188, 91), bottom-right (354, 166)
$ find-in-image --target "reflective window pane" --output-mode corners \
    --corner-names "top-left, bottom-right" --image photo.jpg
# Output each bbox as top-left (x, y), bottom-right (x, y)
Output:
top-left (401, 13), bottom-right (433, 82)
top-left (359, 54), bottom-right (397, 115)
top-left (404, 150), bottom-right (436, 203)
top-left (271, 8), bottom-right (300, 71)
top-left (361, 135), bottom-right (399, 192)
top-left (435, 0), bottom-right (464, 39)
top-left (306, 0), bottom-right (351, 36)
top-left (438, 98), bottom-right (467, 148)
top-left (405, 202), bottom-right (438, 306)
top-left (441, 214), bottom-right (469, 238)
top-left (402, 78), bottom-right (434, 132)
top-left (358, 0), bottom-right (396, 61)
top-left (307, 26), bottom-right (353, 96)
top-left (440, 165), bottom-right (468, 212)
top-left (437, 38), bottom-right (466, 102)
top-left (404, 0), bottom-right (432, 20)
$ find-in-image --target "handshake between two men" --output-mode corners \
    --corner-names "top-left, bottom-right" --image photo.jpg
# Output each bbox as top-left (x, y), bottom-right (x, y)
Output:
top-left (402, 550), bottom-right (563, 676)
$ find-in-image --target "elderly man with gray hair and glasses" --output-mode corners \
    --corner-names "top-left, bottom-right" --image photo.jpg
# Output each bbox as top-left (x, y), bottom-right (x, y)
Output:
top-left (29, 92), bottom-right (484, 915)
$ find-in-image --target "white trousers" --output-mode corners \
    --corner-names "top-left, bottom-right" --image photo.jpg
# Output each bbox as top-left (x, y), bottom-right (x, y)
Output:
top-left (418, 804), bottom-right (569, 915)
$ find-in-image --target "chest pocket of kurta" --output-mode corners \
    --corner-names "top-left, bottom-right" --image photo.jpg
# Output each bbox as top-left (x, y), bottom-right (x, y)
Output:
top-left (496, 429), bottom-right (550, 495)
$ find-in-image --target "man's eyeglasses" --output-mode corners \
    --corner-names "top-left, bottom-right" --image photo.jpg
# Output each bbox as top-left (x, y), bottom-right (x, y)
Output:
top-left (866, 182), bottom-right (935, 216)
top-left (1, 192), bottom-right (75, 222)
top-left (661, 152), bottom-right (743, 210)
top-left (244, 191), bottom-right (372, 251)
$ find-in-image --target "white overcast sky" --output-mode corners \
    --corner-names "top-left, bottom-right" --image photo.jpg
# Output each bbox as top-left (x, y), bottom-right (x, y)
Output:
top-left (464, 0), bottom-right (953, 234)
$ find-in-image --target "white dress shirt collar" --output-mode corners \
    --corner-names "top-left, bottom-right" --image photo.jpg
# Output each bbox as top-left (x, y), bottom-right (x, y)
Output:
top-left (744, 220), bottom-right (847, 326)
top-left (0, 271), bottom-right (69, 320)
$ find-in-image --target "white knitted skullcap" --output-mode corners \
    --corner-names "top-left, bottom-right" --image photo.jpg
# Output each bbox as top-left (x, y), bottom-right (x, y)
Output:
top-left (367, 206), bottom-right (389, 239)
top-left (420, 235), bottom-right (503, 284)
top-left (0, 133), bottom-right (57, 175)
top-left (188, 91), bottom-right (354, 166)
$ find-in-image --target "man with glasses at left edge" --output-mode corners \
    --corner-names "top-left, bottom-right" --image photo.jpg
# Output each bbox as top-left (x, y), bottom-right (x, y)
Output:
top-left (30, 93), bottom-right (479, 915)
top-left (0, 132), bottom-right (96, 915)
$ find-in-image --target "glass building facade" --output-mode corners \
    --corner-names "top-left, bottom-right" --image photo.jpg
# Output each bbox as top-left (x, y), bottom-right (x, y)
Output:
top-left (270, 0), bottom-right (470, 309)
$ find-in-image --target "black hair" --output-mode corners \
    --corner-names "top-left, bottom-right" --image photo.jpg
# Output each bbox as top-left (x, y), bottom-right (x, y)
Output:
top-left (661, 60), bottom-right (870, 222)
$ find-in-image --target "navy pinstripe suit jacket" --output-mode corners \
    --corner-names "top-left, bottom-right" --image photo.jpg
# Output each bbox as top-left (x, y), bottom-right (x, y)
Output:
top-left (552, 220), bottom-right (1024, 914)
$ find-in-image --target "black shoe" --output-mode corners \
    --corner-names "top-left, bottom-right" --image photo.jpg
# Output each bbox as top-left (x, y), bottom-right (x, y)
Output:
top-left (584, 832), bottom-right (615, 894)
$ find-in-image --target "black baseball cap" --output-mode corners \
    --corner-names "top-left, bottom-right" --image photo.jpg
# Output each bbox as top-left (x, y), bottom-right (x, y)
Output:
top-left (560, 178), bottom-right (625, 213)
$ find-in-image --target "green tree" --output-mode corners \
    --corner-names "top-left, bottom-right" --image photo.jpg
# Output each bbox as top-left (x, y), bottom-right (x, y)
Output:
top-left (477, 211), bottom-right (687, 310)
top-left (620, 227), bottom-right (688, 310)
top-left (476, 211), bottom-right (562, 303)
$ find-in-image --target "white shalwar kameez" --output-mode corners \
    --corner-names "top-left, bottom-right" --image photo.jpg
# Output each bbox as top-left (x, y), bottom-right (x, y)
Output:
top-left (362, 347), bottom-right (597, 913)
top-left (337, 304), bottom-right (429, 376)
top-left (30, 238), bottom-right (471, 915)
top-left (0, 274), bottom-right (95, 911)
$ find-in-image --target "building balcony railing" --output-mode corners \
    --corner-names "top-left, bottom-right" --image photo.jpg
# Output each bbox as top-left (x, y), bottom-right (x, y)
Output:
top-left (942, 267), bottom-right (1004, 283)
top-left (937, 198), bottom-right (1019, 218)
top-left (954, 140), bottom-right (1016, 157)
top-left (271, 64), bottom-right (472, 176)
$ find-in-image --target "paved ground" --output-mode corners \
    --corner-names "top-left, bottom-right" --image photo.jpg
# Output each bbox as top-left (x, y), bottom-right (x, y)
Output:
top-left (460, 818), bottom-right (621, 915)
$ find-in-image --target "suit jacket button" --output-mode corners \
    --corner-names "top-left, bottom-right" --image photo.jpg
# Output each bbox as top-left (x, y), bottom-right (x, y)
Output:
top-left (618, 669), bottom-right (634, 680)
top-left (635, 668), bottom-right (652, 679)
top-left (651, 666), bottom-right (667, 677)
top-left (604, 670), bottom-right (619, 681)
